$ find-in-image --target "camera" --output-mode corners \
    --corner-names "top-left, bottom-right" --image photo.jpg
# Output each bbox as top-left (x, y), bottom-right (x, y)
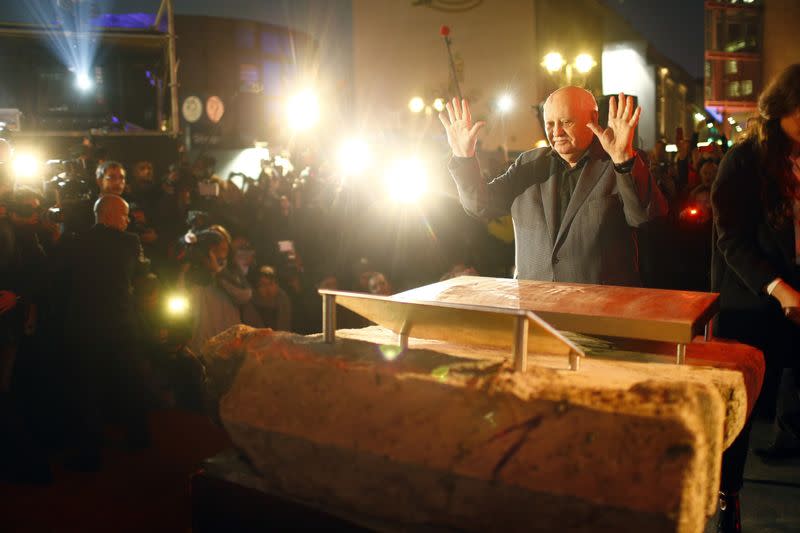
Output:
top-left (42, 162), bottom-right (94, 231)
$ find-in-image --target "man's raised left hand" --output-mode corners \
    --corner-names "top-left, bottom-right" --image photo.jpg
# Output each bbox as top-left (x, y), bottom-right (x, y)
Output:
top-left (587, 92), bottom-right (641, 165)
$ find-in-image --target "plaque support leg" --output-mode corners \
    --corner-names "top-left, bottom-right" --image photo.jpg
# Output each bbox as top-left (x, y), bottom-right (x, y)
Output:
top-left (512, 316), bottom-right (528, 373)
top-left (322, 294), bottom-right (336, 344)
top-left (676, 343), bottom-right (686, 365)
top-left (569, 352), bottom-right (580, 371)
top-left (398, 320), bottom-right (410, 351)
top-left (704, 318), bottom-right (714, 342)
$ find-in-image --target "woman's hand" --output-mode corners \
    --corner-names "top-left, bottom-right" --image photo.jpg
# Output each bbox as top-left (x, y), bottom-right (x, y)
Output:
top-left (771, 280), bottom-right (800, 326)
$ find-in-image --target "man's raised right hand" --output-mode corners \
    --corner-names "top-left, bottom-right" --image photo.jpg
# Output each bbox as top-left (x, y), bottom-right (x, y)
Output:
top-left (439, 98), bottom-right (486, 158)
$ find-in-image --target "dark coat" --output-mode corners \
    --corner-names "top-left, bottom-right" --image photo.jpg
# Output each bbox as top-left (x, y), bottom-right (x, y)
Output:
top-left (710, 139), bottom-right (800, 371)
top-left (449, 141), bottom-right (667, 285)
top-left (711, 139), bottom-right (797, 314)
top-left (64, 224), bottom-right (149, 336)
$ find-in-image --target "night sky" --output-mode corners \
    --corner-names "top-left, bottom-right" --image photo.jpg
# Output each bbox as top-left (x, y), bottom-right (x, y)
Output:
top-left (0, 1), bottom-right (705, 79)
top-left (605, 0), bottom-right (705, 79)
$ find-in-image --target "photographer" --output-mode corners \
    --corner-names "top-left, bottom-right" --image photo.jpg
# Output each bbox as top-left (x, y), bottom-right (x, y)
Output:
top-left (133, 273), bottom-right (206, 413)
top-left (183, 229), bottom-right (240, 354)
top-left (1, 190), bottom-right (49, 376)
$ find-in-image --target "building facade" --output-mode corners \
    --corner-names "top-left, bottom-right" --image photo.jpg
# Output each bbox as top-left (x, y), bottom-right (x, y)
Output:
top-left (704, 0), bottom-right (800, 139)
top-left (351, 0), bottom-right (701, 154)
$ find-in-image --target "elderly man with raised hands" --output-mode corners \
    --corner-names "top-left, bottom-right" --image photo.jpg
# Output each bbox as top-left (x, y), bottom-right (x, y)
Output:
top-left (440, 87), bottom-right (667, 286)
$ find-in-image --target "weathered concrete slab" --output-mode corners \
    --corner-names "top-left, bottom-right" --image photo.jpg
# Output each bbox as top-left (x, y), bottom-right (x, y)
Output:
top-left (200, 324), bottom-right (759, 532)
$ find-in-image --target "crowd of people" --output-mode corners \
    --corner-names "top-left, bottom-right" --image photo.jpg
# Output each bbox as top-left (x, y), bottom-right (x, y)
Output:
top-left (0, 137), bottom-right (445, 480)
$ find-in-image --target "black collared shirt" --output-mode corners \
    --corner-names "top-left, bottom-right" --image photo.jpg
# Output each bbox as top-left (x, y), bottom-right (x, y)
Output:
top-left (552, 149), bottom-right (591, 233)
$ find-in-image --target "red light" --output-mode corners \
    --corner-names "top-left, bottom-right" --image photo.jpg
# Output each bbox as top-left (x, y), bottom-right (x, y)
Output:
top-left (689, 208), bottom-right (698, 216)
top-left (440, 25), bottom-right (451, 37)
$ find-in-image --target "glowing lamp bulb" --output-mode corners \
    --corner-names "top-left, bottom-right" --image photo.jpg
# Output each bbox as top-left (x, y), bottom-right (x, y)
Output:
top-left (75, 73), bottom-right (93, 91)
top-left (432, 98), bottom-right (445, 112)
top-left (167, 295), bottom-right (189, 316)
top-left (408, 97), bottom-right (425, 113)
top-left (542, 52), bottom-right (565, 73)
top-left (286, 89), bottom-right (320, 131)
top-left (574, 53), bottom-right (596, 74)
top-left (689, 208), bottom-right (698, 216)
top-left (384, 158), bottom-right (427, 204)
top-left (497, 94), bottom-right (514, 114)
top-left (12, 153), bottom-right (41, 180)
top-left (337, 138), bottom-right (371, 178)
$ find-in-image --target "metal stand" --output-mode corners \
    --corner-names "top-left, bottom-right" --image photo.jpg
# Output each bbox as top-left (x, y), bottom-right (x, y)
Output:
top-left (322, 293), bottom-right (336, 344)
top-left (676, 343), bottom-right (686, 365)
top-left (704, 320), bottom-right (713, 342)
top-left (512, 316), bottom-right (528, 372)
top-left (398, 321), bottom-right (410, 352)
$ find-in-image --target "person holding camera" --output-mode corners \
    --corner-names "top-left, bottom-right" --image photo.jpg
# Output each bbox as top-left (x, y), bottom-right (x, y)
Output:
top-left (183, 229), bottom-right (240, 354)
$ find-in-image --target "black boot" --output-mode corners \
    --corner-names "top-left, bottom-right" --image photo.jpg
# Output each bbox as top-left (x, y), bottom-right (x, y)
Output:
top-left (717, 490), bottom-right (742, 533)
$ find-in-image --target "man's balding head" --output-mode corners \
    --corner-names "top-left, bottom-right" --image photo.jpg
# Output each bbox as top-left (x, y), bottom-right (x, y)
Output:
top-left (94, 194), bottom-right (129, 231)
top-left (543, 86), bottom-right (599, 166)
top-left (544, 86), bottom-right (598, 113)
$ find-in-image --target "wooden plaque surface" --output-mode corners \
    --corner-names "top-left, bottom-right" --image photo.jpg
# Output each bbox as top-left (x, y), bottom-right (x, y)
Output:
top-left (395, 276), bottom-right (719, 344)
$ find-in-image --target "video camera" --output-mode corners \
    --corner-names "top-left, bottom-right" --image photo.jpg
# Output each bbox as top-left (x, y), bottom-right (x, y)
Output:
top-left (43, 159), bottom-right (93, 229)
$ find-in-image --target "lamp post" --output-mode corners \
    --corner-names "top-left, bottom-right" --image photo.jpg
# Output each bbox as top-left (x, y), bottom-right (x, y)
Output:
top-left (542, 52), bottom-right (596, 87)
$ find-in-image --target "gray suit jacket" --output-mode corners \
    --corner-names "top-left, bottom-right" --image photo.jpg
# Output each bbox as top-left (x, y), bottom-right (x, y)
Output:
top-left (449, 141), bottom-right (667, 286)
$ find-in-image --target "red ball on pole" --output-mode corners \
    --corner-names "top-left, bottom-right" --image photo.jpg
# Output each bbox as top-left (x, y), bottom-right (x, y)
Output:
top-left (439, 25), bottom-right (450, 37)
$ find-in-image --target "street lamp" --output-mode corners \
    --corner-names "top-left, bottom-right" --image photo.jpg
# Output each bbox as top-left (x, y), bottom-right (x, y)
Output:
top-left (542, 52), bottom-right (565, 74)
top-left (541, 52), bottom-right (596, 86)
top-left (574, 54), bottom-right (596, 75)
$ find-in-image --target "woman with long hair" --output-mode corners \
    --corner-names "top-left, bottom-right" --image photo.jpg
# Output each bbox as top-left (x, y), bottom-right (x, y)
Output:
top-left (711, 63), bottom-right (800, 532)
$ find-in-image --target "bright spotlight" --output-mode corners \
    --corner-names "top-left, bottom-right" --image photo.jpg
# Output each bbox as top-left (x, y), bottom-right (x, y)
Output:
top-left (408, 97), bottom-right (425, 114)
top-left (497, 94), bottom-right (514, 114)
top-left (706, 122), bottom-right (714, 129)
top-left (574, 53), bottom-right (596, 74)
top-left (286, 89), bottom-right (320, 131)
top-left (166, 294), bottom-right (190, 316)
top-left (383, 158), bottom-right (427, 204)
top-left (694, 112), bottom-right (706, 122)
top-left (432, 98), bottom-right (445, 112)
top-left (542, 52), bottom-right (565, 73)
top-left (337, 139), bottom-right (372, 178)
top-left (12, 153), bottom-right (41, 181)
top-left (727, 116), bottom-right (736, 124)
top-left (75, 73), bottom-right (94, 92)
